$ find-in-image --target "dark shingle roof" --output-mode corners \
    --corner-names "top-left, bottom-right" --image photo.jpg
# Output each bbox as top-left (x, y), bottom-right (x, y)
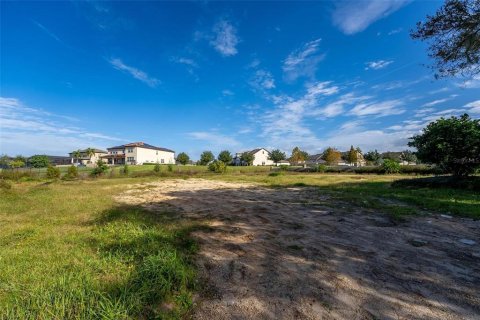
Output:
top-left (107, 142), bottom-right (174, 153)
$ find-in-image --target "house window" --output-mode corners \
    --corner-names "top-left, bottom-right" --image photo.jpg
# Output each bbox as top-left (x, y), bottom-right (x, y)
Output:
top-left (127, 157), bottom-right (134, 162)
top-left (127, 148), bottom-right (133, 153)
top-left (156, 151), bottom-right (158, 155)
top-left (161, 159), bottom-right (164, 164)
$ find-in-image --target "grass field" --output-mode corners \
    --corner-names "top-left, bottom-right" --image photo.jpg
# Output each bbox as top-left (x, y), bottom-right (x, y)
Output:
top-left (1, 172), bottom-right (479, 319)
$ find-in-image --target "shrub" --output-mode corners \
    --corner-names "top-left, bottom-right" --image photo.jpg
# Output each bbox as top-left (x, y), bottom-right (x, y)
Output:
top-left (268, 171), bottom-right (283, 177)
top-left (63, 165), bottom-right (78, 180)
top-left (28, 155), bottom-right (50, 168)
top-left (154, 163), bottom-right (161, 173)
top-left (279, 165), bottom-right (289, 171)
top-left (167, 164), bottom-right (174, 172)
top-left (122, 164), bottom-right (129, 175)
top-left (0, 169), bottom-right (37, 181)
top-left (382, 159), bottom-right (401, 174)
top-left (46, 165), bottom-right (61, 179)
top-left (316, 164), bottom-right (327, 173)
top-left (0, 179), bottom-right (12, 189)
top-left (91, 160), bottom-right (109, 177)
top-left (208, 160), bottom-right (227, 173)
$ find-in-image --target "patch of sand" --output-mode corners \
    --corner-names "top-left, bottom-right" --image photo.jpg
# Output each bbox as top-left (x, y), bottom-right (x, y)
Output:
top-left (115, 179), bottom-right (480, 320)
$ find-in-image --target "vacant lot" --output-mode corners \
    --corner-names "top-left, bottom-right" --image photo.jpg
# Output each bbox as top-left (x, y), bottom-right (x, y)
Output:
top-left (1, 174), bottom-right (479, 319)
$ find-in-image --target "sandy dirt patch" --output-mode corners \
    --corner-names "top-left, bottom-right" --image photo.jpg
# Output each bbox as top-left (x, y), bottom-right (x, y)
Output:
top-left (115, 179), bottom-right (480, 320)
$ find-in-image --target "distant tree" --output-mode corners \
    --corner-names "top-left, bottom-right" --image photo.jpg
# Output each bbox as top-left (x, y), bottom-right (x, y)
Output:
top-left (346, 145), bottom-right (359, 165)
top-left (28, 155), bottom-right (50, 168)
top-left (217, 150), bottom-right (233, 165)
top-left (322, 147), bottom-right (342, 165)
top-left (290, 147), bottom-right (308, 164)
top-left (269, 149), bottom-right (287, 164)
top-left (240, 152), bottom-right (255, 166)
top-left (400, 150), bottom-right (418, 164)
top-left (411, 0), bottom-right (480, 78)
top-left (382, 152), bottom-right (402, 162)
top-left (199, 151), bottom-right (214, 165)
top-left (64, 165), bottom-right (78, 179)
top-left (408, 114), bottom-right (480, 176)
top-left (85, 148), bottom-right (96, 164)
top-left (72, 150), bottom-right (81, 164)
top-left (8, 160), bottom-right (25, 169)
top-left (0, 154), bottom-right (9, 168)
top-left (176, 152), bottom-right (190, 165)
top-left (364, 150), bottom-right (382, 165)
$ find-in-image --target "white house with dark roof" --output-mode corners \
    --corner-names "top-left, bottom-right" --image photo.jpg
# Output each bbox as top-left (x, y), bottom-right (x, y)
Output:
top-left (101, 142), bottom-right (175, 165)
top-left (233, 148), bottom-right (274, 166)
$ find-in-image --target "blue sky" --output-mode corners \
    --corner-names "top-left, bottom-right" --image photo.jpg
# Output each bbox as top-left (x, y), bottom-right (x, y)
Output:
top-left (1, 0), bottom-right (479, 159)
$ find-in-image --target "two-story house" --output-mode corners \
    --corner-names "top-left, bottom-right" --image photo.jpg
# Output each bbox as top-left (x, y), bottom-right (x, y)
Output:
top-left (69, 148), bottom-right (108, 166)
top-left (233, 148), bottom-right (274, 166)
top-left (101, 142), bottom-right (175, 165)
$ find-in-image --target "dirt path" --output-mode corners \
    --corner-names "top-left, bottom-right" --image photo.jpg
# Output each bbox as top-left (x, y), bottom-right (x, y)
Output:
top-left (116, 179), bottom-right (480, 320)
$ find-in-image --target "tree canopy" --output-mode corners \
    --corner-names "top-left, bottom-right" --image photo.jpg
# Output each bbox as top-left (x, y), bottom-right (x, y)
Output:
top-left (408, 114), bottom-right (480, 176)
top-left (322, 147), bottom-right (342, 165)
top-left (411, 0), bottom-right (480, 78)
top-left (28, 155), bottom-right (50, 168)
top-left (346, 145), bottom-right (359, 164)
top-left (364, 150), bottom-right (382, 165)
top-left (240, 152), bottom-right (255, 166)
top-left (176, 152), bottom-right (190, 165)
top-left (269, 149), bottom-right (286, 164)
top-left (217, 150), bottom-right (233, 164)
top-left (199, 151), bottom-right (215, 165)
top-left (290, 147), bottom-right (308, 164)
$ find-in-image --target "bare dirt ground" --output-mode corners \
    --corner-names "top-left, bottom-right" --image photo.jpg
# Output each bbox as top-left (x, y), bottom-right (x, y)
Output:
top-left (115, 179), bottom-right (480, 320)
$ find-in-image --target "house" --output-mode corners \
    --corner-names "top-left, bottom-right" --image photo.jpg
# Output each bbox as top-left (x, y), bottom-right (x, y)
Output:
top-left (306, 154), bottom-right (326, 166)
top-left (101, 142), bottom-right (175, 165)
top-left (69, 148), bottom-right (107, 166)
top-left (46, 155), bottom-right (71, 166)
top-left (233, 148), bottom-right (274, 166)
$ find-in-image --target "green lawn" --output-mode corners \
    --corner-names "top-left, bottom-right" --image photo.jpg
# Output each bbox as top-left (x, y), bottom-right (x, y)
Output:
top-left (1, 172), bottom-right (478, 319)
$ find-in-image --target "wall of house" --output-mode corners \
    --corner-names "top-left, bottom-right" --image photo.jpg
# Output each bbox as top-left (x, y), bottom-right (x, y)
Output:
top-left (252, 149), bottom-right (274, 166)
top-left (134, 147), bottom-right (175, 165)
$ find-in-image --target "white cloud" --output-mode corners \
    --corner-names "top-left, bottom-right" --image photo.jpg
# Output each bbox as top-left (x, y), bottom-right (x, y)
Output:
top-left (421, 98), bottom-right (449, 108)
top-left (365, 60), bottom-right (394, 70)
top-left (457, 74), bottom-right (480, 89)
top-left (464, 100), bottom-right (480, 114)
top-left (349, 99), bottom-right (405, 117)
top-left (0, 97), bottom-right (124, 156)
top-left (312, 93), bottom-right (370, 118)
top-left (324, 129), bottom-right (411, 151)
top-left (210, 20), bottom-right (239, 57)
top-left (222, 89), bottom-right (234, 96)
top-left (32, 20), bottom-right (62, 43)
top-left (283, 39), bottom-right (325, 82)
top-left (388, 28), bottom-right (403, 35)
top-left (250, 69), bottom-right (276, 91)
top-left (109, 58), bottom-right (160, 87)
top-left (332, 0), bottom-right (410, 35)
top-left (171, 57), bottom-right (198, 68)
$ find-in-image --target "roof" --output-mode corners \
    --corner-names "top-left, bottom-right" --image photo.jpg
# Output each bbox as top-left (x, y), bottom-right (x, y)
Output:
top-left (247, 148), bottom-right (270, 155)
top-left (69, 148), bottom-right (107, 154)
top-left (107, 142), bottom-right (174, 153)
top-left (307, 154), bottom-right (326, 163)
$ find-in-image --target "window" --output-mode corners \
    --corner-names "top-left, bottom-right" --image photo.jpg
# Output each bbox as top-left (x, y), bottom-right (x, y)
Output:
top-left (156, 151), bottom-right (158, 155)
top-left (127, 157), bottom-right (134, 162)
top-left (127, 148), bottom-right (133, 153)
top-left (161, 159), bottom-right (164, 164)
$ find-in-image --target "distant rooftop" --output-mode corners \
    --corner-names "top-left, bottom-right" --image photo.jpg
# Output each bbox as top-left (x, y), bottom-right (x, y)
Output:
top-left (108, 142), bottom-right (174, 153)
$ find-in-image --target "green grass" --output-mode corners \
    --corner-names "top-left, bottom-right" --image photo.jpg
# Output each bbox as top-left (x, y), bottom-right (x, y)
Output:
top-left (1, 172), bottom-right (479, 319)
top-left (0, 178), bottom-right (199, 319)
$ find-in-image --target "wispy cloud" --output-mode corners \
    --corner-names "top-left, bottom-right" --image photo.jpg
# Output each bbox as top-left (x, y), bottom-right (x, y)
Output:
top-left (283, 39), bottom-right (325, 82)
top-left (108, 58), bottom-right (160, 87)
top-left (250, 69), bottom-right (276, 91)
top-left (32, 20), bottom-right (62, 43)
top-left (332, 0), bottom-right (410, 35)
top-left (422, 98), bottom-right (449, 108)
top-left (171, 57), bottom-right (198, 68)
top-left (388, 28), bottom-right (403, 35)
top-left (365, 60), bottom-right (394, 70)
top-left (210, 19), bottom-right (239, 57)
top-left (0, 97), bottom-right (124, 155)
top-left (222, 89), bottom-right (234, 96)
top-left (464, 100), bottom-right (480, 114)
top-left (349, 99), bottom-right (405, 117)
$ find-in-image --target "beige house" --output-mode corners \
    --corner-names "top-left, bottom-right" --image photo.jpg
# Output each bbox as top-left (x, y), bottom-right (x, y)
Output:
top-left (233, 148), bottom-right (275, 166)
top-left (101, 142), bottom-right (175, 165)
top-left (69, 149), bottom-right (107, 166)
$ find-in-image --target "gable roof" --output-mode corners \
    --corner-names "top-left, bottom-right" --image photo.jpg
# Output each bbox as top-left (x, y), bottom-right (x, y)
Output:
top-left (107, 142), bottom-right (174, 153)
top-left (307, 154), bottom-right (326, 163)
top-left (69, 148), bottom-right (107, 154)
top-left (248, 148), bottom-right (270, 155)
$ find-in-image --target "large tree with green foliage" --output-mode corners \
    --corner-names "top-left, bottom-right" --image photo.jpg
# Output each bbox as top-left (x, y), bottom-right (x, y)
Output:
top-left (28, 155), bottom-right (50, 168)
top-left (408, 114), bottom-right (480, 176)
top-left (364, 150), bottom-right (382, 165)
top-left (269, 149), bottom-right (286, 164)
top-left (411, 0), bottom-right (480, 78)
top-left (240, 152), bottom-right (255, 166)
top-left (199, 151), bottom-right (214, 165)
top-left (290, 147), bottom-right (308, 164)
top-left (322, 147), bottom-right (342, 165)
top-left (176, 152), bottom-right (190, 165)
top-left (400, 150), bottom-right (418, 164)
top-left (217, 150), bottom-right (233, 164)
top-left (346, 145), bottom-right (359, 165)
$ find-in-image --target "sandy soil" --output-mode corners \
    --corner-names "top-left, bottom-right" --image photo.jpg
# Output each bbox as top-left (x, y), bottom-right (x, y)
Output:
top-left (115, 179), bottom-right (480, 320)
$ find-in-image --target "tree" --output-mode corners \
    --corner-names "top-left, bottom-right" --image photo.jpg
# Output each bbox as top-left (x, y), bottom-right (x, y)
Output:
top-left (400, 150), bottom-right (418, 164)
top-left (322, 147), bottom-right (342, 165)
top-left (208, 160), bottom-right (227, 173)
top-left (9, 160), bottom-right (25, 169)
top-left (382, 152), bottom-right (402, 162)
top-left (409, 114), bottom-right (480, 176)
top-left (346, 145), bottom-right (359, 165)
top-left (411, 0), bottom-right (480, 78)
top-left (176, 152), bottom-right (190, 165)
top-left (199, 151), bottom-right (214, 165)
top-left (91, 160), bottom-right (109, 176)
top-left (28, 155), bottom-right (50, 168)
top-left (72, 150), bottom-right (81, 164)
top-left (290, 147), bottom-right (308, 164)
top-left (364, 150), bottom-right (382, 165)
top-left (217, 150), bottom-right (233, 164)
top-left (85, 148), bottom-right (96, 164)
top-left (269, 149), bottom-right (286, 164)
top-left (65, 165), bottom-right (78, 179)
top-left (0, 154), bottom-right (9, 168)
top-left (240, 152), bottom-right (255, 166)
top-left (382, 159), bottom-right (401, 174)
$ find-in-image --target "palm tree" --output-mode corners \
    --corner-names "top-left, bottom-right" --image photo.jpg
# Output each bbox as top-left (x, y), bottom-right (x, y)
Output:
top-left (85, 148), bottom-right (96, 164)
top-left (72, 150), bottom-right (81, 165)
